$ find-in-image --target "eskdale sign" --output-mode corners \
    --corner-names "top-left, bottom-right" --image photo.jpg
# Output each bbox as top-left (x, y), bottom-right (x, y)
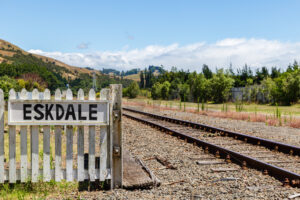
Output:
top-left (8, 100), bottom-right (109, 125)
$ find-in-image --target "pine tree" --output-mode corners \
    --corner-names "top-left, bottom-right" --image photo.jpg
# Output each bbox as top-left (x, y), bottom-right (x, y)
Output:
top-left (139, 71), bottom-right (144, 88)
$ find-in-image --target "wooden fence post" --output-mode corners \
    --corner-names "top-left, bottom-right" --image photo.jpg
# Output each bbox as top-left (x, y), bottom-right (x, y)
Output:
top-left (100, 88), bottom-right (110, 181)
top-left (9, 89), bottom-right (16, 183)
top-left (55, 89), bottom-right (62, 182)
top-left (66, 89), bottom-right (73, 182)
top-left (77, 89), bottom-right (85, 182)
top-left (20, 89), bottom-right (28, 182)
top-left (110, 84), bottom-right (122, 188)
top-left (89, 89), bottom-right (96, 182)
top-left (43, 89), bottom-right (51, 182)
top-left (31, 89), bottom-right (40, 182)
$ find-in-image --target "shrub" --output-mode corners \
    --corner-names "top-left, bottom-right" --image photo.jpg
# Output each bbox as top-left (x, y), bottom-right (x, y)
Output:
top-left (125, 82), bottom-right (139, 98)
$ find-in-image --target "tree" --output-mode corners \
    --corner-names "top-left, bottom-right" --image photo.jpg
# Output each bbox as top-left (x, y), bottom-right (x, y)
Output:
top-left (125, 82), bottom-right (140, 98)
top-left (202, 64), bottom-right (212, 79)
top-left (261, 77), bottom-right (275, 103)
top-left (208, 69), bottom-right (234, 103)
top-left (160, 81), bottom-right (171, 100)
top-left (188, 72), bottom-right (208, 102)
top-left (271, 67), bottom-right (281, 79)
top-left (151, 82), bottom-right (162, 100)
top-left (178, 83), bottom-right (190, 101)
top-left (139, 71), bottom-right (144, 88)
top-left (271, 70), bottom-right (300, 105)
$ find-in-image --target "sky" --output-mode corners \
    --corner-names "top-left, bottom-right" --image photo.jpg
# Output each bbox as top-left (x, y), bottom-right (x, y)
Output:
top-left (1, 0), bottom-right (300, 71)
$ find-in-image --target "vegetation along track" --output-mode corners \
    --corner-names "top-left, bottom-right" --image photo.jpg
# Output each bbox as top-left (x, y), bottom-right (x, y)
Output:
top-left (123, 107), bottom-right (300, 187)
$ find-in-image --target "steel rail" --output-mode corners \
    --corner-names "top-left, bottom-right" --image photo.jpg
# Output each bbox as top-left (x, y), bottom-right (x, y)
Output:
top-left (123, 107), bottom-right (300, 157)
top-left (123, 112), bottom-right (300, 187)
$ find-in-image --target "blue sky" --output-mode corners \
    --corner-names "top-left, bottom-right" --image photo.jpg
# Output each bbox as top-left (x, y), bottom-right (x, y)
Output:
top-left (1, 0), bottom-right (300, 70)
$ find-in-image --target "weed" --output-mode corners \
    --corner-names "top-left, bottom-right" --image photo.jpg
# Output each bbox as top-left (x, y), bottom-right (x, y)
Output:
top-left (201, 100), bottom-right (205, 111)
top-left (235, 101), bottom-right (243, 112)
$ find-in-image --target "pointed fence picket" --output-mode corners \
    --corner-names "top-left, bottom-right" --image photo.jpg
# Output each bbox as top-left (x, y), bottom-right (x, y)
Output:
top-left (0, 85), bottom-right (122, 189)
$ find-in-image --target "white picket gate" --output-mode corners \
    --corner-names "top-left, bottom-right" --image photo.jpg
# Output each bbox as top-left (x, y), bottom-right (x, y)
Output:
top-left (0, 84), bottom-right (122, 189)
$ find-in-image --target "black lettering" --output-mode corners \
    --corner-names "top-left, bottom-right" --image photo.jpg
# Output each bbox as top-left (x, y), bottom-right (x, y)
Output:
top-left (66, 104), bottom-right (76, 120)
top-left (34, 104), bottom-right (44, 120)
top-left (23, 104), bottom-right (32, 120)
top-left (45, 104), bottom-right (54, 120)
top-left (89, 104), bottom-right (97, 120)
top-left (78, 104), bottom-right (87, 120)
top-left (56, 104), bottom-right (65, 120)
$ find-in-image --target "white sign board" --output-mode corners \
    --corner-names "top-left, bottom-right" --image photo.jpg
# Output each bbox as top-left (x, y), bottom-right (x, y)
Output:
top-left (8, 100), bottom-right (109, 125)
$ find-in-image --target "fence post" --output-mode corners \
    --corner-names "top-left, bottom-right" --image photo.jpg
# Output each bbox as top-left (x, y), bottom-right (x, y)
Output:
top-left (77, 89), bottom-right (85, 182)
top-left (9, 89), bottom-right (16, 183)
top-left (66, 89), bottom-right (74, 182)
top-left (20, 89), bottom-right (28, 182)
top-left (0, 89), bottom-right (4, 183)
top-left (31, 89), bottom-right (40, 182)
top-left (110, 84), bottom-right (122, 188)
top-left (55, 89), bottom-right (62, 182)
top-left (88, 89), bottom-right (96, 182)
top-left (43, 89), bottom-right (51, 182)
top-left (100, 88), bottom-right (110, 181)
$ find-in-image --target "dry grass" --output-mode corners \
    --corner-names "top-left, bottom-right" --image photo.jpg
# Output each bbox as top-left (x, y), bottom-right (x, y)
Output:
top-left (124, 101), bottom-right (300, 129)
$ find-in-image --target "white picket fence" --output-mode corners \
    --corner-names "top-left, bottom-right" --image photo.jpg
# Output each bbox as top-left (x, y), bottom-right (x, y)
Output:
top-left (0, 84), bottom-right (122, 188)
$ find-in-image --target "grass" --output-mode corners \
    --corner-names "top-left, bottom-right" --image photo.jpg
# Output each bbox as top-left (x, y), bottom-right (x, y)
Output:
top-left (0, 180), bottom-right (78, 200)
top-left (124, 97), bottom-right (300, 129)
top-left (125, 97), bottom-right (300, 116)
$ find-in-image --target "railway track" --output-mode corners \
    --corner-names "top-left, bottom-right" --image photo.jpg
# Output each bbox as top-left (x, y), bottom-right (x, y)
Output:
top-left (123, 107), bottom-right (300, 187)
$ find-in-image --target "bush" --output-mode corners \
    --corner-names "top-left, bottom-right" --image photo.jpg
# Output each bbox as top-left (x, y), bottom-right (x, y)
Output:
top-left (271, 70), bottom-right (300, 105)
top-left (151, 82), bottom-right (162, 100)
top-left (125, 82), bottom-right (139, 98)
top-left (0, 76), bottom-right (21, 99)
top-left (160, 81), bottom-right (170, 100)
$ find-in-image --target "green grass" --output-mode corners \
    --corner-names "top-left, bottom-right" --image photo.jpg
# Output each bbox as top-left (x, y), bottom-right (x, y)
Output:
top-left (0, 180), bottom-right (78, 200)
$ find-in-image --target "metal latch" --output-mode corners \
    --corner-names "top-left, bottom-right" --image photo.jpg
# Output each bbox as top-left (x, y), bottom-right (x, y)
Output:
top-left (113, 110), bottom-right (120, 120)
top-left (113, 146), bottom-right (121, 157)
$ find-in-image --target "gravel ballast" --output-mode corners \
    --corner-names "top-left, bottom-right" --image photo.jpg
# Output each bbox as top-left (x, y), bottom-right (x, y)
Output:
top-left (136, 106), bottom-right (300, 147)
top-left (48, 115), bottom-right (300, 199)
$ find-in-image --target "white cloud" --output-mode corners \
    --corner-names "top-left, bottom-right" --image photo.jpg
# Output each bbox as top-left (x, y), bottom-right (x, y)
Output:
top-left (28, 38), bottom-right (300, 71)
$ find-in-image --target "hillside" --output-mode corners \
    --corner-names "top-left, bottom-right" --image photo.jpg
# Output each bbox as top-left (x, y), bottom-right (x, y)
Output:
top-left (0, 39), bottom-right (100, 80)
top-left (0, 39), bottom-right (133, 94)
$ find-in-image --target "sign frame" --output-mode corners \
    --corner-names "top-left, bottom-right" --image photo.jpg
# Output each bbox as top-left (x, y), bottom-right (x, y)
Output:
top-left (8, 99), bottom-right (110, 126)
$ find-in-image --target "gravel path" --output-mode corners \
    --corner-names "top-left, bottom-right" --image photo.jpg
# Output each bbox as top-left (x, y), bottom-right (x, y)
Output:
top-left (134, 106), bottom-right (300, 147)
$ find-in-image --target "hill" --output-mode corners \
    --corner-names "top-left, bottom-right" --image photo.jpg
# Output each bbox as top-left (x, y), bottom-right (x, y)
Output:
top-left (0, 39), bottom-right (133, 94)
top-left (0, 39), bottom-right (100, 80)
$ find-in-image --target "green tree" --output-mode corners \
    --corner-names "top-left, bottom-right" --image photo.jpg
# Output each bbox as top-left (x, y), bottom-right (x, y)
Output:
top-left (126, 82), bottom-right (140, 98)
top-left (188, 72), bottom-right (208, 102)
top-left (160, 81), bottom-right (171, 100)
top-left (179, 83), bottom-right (190, 101)
top-left (202, 64), bottom-right (212, 79)
top-left (151, 82), bottom-right (162, 100)
top-left (272, 70), bottom-right (300, 105)
top-left (139, 71), bottom-right (144, 88)
top-left (208, 69), bottom-right (234, 103)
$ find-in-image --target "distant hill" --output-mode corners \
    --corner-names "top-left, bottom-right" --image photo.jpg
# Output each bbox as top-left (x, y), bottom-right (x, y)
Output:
top-left (0, 39), bottom-right (133, 92)
top-left (101, 66), bottom-right (164, 81)
top-left (0, 39), bottom-right (100, 80)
